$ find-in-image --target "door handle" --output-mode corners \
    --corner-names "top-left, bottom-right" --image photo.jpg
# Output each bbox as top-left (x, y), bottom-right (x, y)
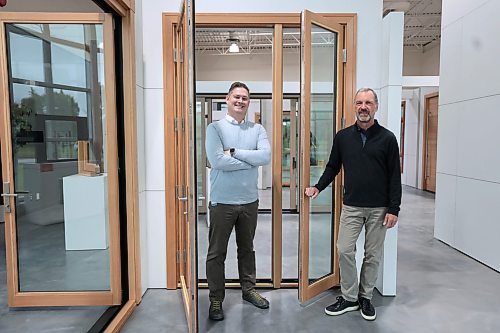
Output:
top-left (1, 190), bottom-right (29, 197)
top-left (178, 197), bottom-right (188, 201)
top-left (2, 182), bottom-right (29, 213)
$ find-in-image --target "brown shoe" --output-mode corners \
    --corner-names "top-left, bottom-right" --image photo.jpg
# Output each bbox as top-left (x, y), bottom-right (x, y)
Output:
top-left (242, 290), bottom-right (269, 309)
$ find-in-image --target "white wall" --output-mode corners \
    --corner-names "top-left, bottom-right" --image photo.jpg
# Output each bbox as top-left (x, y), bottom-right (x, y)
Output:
top-left (434, 0), bottom-right (500, 271)
top-left (135, 0), bottom-right (150, 296)
top-left (138, 0), bottom-right (181, 291)
top-left (403, 45), bottom-right (440, 76)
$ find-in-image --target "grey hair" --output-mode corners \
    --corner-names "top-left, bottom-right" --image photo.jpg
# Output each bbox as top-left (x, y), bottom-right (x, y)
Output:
top-left (355, 88), bottom-right (378, 104)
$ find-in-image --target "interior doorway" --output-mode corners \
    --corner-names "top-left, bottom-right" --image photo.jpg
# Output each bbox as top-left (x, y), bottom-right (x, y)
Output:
top-left (195, 94), bottom-right (301, 284)
top-left (423, 92), bottom-right (439, 192)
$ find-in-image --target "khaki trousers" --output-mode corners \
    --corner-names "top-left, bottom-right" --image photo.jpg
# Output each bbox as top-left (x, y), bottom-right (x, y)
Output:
top-left (337, 205), bottom-right (388, 301)
top-left (206, 200), bottom-right (258, 301)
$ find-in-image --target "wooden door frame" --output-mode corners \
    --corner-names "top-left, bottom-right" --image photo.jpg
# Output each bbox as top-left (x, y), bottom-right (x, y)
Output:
top-left (298, 10), bottom-right (345, 302)
top-left (422, 92), bottom-right (439, 191)
top-left (0, 11), bottom-right (121, 307)
top-left (0, 1), bottom-right (141, 330)
top-left (163, 12), bottom-right (356, 290)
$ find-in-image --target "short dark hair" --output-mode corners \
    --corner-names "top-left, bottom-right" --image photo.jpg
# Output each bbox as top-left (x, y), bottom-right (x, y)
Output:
top-left (228, 81), bottom-right (250, 95)
top-left (355, 88), bottom-right (378, 104)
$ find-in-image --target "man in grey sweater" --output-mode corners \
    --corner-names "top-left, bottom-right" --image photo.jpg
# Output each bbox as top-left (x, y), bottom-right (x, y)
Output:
top-left (205, 82), bottom-right (271, 321)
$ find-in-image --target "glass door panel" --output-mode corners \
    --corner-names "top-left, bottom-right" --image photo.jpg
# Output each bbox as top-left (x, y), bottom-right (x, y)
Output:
top-left (0, 13), bottom-right (121, 306)
top-left (299, 10), bottom-right (343, 303)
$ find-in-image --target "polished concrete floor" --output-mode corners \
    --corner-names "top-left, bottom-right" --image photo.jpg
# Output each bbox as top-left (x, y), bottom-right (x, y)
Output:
top-left (122, 186), bottom-right (500, 333)
top-left (0, 221), bottom-right (108, 333)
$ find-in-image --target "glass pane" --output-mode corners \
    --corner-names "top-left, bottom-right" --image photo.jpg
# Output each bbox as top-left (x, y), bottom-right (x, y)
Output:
top-left (308, 24), bottom-right (337, 282)
top-left (196, 98), bottom-right (206, 213)
top-left (12, 84), bottom-right (88, 117)
top-left (45, 120), bottom-right (78, 160)
top-left (14, 24), bottom-right (43, 34)
top-left (51, 42), bottom-right (88, 88)
top-left (282, 27), bottom-right (301, 280)
top-left (7, 23), bottom-right (110, 292)
top-left (282, 117), bottom-right (291, 186)
top-left (196, 27), bottom-right (274, 283)
top-left (49, 24), bottom-right (86, 44)
top-left (9, 31), bottom-right (45, 82)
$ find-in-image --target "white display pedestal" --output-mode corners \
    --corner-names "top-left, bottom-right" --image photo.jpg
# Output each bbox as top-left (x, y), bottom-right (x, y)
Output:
top-left (63, 174), bottom-right (108, 250)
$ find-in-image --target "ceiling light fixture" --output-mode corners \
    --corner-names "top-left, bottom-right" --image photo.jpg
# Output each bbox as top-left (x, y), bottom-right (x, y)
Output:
top-left (228, 42), bottom-right (239, 53)
top-left (226, 31), bottom-right (240, 53)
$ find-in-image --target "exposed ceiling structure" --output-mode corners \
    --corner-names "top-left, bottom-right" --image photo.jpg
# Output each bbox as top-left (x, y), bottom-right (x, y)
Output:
top-left (195, 0), bottom-right (442, 56)
top-left (384, 0), bottom-right (442, 51)
top-left (195, 28), bottom-right (300, 56)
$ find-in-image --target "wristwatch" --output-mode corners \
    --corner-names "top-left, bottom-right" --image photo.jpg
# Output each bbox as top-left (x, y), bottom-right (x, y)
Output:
top-left (229, 148), bottom-right (235, 157)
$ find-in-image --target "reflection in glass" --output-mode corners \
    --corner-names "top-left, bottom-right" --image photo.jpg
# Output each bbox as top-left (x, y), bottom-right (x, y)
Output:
top-left (51, 43), bottom-right (88, 88)
top-left (282, 117), bottom-right (291, 186)
top-left (9, 31), bottom-right (45, 82)
top-left (45, 120), bottom-right (78, 160)
top-left (49, 23), bottom-right (86, 45)
top-left (308, 24), bottom-right (337, 282)
top-left (7, 23), bottom-right (110, 292)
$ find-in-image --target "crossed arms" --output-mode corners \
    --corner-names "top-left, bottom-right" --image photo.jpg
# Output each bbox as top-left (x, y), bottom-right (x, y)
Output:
top-left (205, 123), bottom-right (271, 171)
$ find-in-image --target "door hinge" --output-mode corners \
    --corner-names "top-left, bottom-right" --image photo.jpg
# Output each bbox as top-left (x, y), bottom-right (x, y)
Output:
top-left (173, 48), bottom-right (178, 63)
top-left (180, 49), bottom-right (184, 63)
top-left (176, 250), bottom-right (181, 263)
top-left (174, 117), bottom-right (178, 131)
top-left (181, 117), bottom-right (185, 132)
top-left (342, 48), bottom-right (347, 63)
top-left (341, 117), bottom-right (346, 129)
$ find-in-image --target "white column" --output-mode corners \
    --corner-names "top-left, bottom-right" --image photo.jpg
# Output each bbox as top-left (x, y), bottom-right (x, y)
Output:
top-left (376, 11), bottom-right (404, 296)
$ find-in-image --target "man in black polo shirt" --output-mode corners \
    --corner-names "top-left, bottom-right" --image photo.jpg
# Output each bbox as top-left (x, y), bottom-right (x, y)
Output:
top-left (305, 87), bottom-right (401, 321)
